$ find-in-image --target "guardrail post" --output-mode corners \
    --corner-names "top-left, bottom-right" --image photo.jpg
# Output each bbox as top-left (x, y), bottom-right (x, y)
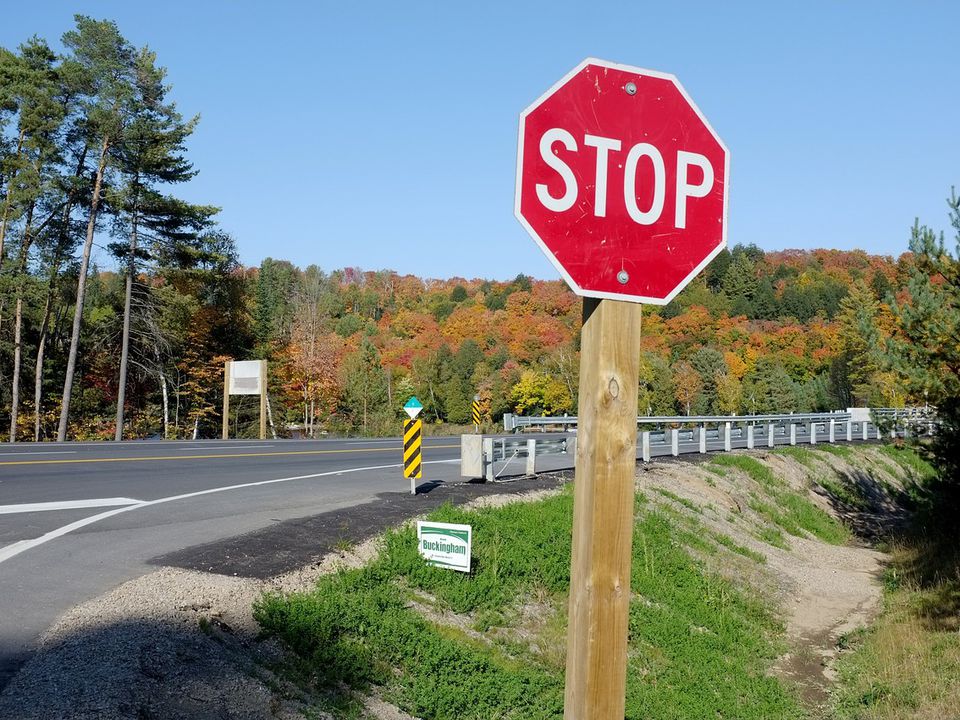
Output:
top-left (890, 423), bottom-right (897, 440)
top-left (845, 420), bottom-right (852, 442)
top-left (567, 436), bottom-right (577, 467)
top-left (809, 422), bottom-right (817, 445)
top-left (861, 421), bottom-right (868, 441)
top-left (526, 438), bottom-right (537, 475)
top-left (829, 418), bottom-right (836, 443)
top-left (723, 421), bottom-right (732, 451)
top-left (699, 424), bottom-right (707, 453)
top-left (641, 431), bottom-right (651, 462)
top-left (790, 423), bottom-right (797, 446)
top-left (767, 423), bottom-right (775, 448)
top-left (671, 428), bottom-right (679, 456)
top-left (482, 437), bottom-right (494, 482)
top-left (746, 424), bottom-right (754, 449)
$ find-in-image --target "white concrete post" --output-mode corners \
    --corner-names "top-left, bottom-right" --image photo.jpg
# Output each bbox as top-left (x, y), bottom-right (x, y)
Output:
top-left (641, 431), bottom-right (651, 462)
top-left (862, 421), bottom-right (869, 441)
top-left (723, 422), bottom-right (732, 451)
top-left (460, 434), bottom-right (484, 479)
top-left (746, 425), bottom-right (754, 449)
top-left (790, 423), bottom-right (797, 445)
top-left (699, 424), bottom-right (707, 454)
top-left (767, 423), bottom-right (775, 448)
top-left (809, 422), bottom-right (817, 445)
top-left (829, 418), bottom-right (836, 443)
top-left (526, 438), bottom-right (537, 475)
top-left (671, 428), bottom-right (679, 457)
top-left (846, 420), bottom-right (852, 442)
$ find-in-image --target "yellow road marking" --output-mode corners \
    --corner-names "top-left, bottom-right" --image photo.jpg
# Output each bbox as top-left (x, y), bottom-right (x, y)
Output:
top-left (0, 444), bottom-right (459, 467)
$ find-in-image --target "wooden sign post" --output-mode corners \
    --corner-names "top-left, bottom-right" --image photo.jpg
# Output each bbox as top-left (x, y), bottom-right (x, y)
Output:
top-left (564, 299), bottom-right (642, 719)
top-left (222, 359), bottom-right (268, 440)
top-left (515, 60), bottom-right (729, 718)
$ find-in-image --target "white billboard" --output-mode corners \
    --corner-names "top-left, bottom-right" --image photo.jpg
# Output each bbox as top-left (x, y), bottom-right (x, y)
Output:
top-left (228, 360), bottom-right (264, 395)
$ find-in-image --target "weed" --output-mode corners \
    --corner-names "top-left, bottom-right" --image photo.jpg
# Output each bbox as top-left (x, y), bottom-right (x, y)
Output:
top-left (652, 487), bottom-right (703, 514)
top-left (717, 454), bottom-right (849, 545)
top-left (775, 446), bottom-right (817, 467)
top-left (816, 443), bottom-right (853, 459)
top-left (712, 532), bottom-right (767, 564)
top-left (256, 488), bottom-right (803, 719)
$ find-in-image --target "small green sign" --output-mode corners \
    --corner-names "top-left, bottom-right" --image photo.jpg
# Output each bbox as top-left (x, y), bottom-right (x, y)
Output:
top-left (417, 521), bottom-right (472, 572)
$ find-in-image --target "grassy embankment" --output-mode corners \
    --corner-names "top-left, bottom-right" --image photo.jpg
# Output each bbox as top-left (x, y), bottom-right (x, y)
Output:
top-left (254, 443), bottom-right (957, 719)
top-left (255, 446), bottom-right (858, 719)
top-left (829, 446), bottom-right (960, 720)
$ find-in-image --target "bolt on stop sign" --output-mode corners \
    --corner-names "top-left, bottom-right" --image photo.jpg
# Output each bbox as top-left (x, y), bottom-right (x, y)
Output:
top-left (515, 58), bottom-right (729, 304)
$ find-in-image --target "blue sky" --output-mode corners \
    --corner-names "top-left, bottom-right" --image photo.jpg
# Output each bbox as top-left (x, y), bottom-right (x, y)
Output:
top-left (2, 1), bottom-right (958, 280)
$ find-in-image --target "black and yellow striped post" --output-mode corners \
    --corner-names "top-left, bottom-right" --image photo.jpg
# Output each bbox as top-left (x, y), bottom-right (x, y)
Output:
top-left (471, 400), bottom-right (482, 431)
top-left (403, 418), bottom-right (422, 494)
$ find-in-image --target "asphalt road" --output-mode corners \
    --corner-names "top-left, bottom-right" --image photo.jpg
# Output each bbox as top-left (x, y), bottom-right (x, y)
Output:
top-left (0, 435), bottom-right (466, 689)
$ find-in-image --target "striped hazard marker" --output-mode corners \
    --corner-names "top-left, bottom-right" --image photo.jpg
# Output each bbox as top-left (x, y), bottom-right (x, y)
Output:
top-left (403, 418), bottom-right (422, 481)
top-left (471, 400), bottom-right (482, 428)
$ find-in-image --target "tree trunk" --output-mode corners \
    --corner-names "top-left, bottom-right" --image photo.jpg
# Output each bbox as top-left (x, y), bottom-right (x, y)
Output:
top-left (58, 135), bottom-right (109, 442)
top-left (159, 369), bottom-right (169, 440)
top-left (266, 394), bottom-right (277, 439)
top-left (9, 202), bottom-right (36, 442)
top-left (115, 206), bottom-right (139, 441)
top-left (33, 288), bottom-right (53, 442)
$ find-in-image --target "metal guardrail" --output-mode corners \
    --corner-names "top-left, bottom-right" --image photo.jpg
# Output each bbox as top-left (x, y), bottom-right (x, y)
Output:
top-left (461, 409), bottom-right (931, 481)
top-left (504, 412), bottom-right (852, 433)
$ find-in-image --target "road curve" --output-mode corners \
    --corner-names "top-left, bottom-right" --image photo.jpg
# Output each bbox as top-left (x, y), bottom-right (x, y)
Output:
top-left (0, 436), bottom-right (461, 689)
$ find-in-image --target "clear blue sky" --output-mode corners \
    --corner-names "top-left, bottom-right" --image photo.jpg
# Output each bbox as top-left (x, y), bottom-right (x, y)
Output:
top-left (2, 1), bottom-right (957, 280)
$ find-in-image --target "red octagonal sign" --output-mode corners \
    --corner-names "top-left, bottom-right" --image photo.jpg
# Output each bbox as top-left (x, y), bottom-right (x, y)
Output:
top-left (515, 58), bottom-right (729, 304)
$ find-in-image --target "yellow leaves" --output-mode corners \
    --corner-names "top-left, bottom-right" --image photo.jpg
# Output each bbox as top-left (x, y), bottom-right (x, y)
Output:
top-left (510, 369), bottom-right (573, 416)
top-left (723, 351), bottom-right (748, 380)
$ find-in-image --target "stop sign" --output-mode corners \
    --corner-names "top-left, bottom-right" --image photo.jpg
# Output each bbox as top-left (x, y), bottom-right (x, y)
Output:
top-left (515, 58), bottom-right (729, 304)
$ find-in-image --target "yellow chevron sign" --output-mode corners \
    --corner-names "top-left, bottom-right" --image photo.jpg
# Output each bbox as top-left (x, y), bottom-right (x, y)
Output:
top-left (471, 400), bottom-right (482, 427)
top-left (403, 418), bottom-right (422, 479)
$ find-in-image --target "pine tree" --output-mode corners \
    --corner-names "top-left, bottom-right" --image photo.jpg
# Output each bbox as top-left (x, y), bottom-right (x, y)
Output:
top-left (57, 16), bottom-right (137, 441)
top-left (886, 190), bottom-right (960, 520)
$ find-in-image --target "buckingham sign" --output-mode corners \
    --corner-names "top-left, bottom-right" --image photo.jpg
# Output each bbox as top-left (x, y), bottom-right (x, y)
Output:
top-left (416, 521), bottom-right (472, 573)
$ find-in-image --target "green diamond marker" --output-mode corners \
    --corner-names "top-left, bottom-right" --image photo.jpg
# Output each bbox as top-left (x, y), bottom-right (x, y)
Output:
top-left (403, 396), bottom-right (423, 420)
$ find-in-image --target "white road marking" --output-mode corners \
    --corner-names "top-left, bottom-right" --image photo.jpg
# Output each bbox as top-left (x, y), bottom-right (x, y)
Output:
top-left (0, 458), bottom-right (460, 565)
top-left (0, 498), bottom-right (142, 514)
top-left (0, 451), bottom-right (76, 457)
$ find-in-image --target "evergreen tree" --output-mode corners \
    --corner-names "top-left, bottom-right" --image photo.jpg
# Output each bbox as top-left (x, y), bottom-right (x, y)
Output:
top-left (885, 191), bottom-right (960, 520)
top-left (342, 338), bottom-right (388, 435)
top-left (58, 16), bottom-right (138, 441)
top-left (110, 46), bottom-right (218, 440)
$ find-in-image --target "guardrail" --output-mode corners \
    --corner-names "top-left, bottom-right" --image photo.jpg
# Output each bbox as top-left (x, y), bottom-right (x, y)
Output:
top-left (462, 409), bottom-right (929, 481)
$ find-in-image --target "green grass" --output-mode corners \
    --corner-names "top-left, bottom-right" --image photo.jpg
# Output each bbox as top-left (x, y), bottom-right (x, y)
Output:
top-left (818, 475), bottom-right (871, 510)
top-left (255, 488), bottom-right (803, 719)
top-left (653, 487), bottom-right (703, 514)
top-left (877, 444), bottom-right (936, 482)
top-left (711, 531), bottom-right (767, 564)
top-left (815, 443), bottom-right (854, 459)
top-left (832, 541), bottom-right (960, 719)
top-left (775, 446), bottom-right (817, 467)
top-left (712, 454), bottom-right (849, 545)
